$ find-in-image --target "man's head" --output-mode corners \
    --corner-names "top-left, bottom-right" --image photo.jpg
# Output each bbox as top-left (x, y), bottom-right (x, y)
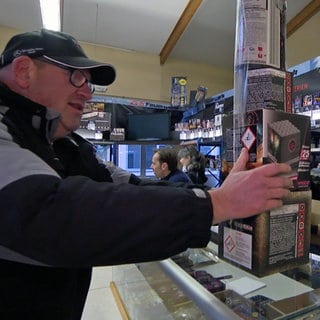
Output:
top-left (0, 29), bottom-right (116, 86)
top-left (151, 148), bottom-right (178, 179)
top-left (0, 29), bottom-right (116, 139)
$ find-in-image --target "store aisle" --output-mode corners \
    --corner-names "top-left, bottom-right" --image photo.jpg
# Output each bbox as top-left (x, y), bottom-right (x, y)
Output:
top-left (81, 266), bottom-right (122, 320)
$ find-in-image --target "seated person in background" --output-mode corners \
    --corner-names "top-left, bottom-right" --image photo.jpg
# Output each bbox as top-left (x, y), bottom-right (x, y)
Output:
top-left (178, 145), bottom-right (208, 185)
top-left (151, 147), bottom-right (192, 183)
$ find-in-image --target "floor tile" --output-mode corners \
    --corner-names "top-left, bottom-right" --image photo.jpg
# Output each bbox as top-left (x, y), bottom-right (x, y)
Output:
top-left (81, 267), bottom-right (122, 320)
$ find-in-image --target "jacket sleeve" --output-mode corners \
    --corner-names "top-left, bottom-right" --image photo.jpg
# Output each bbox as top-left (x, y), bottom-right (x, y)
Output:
top-left (0, 140), bottom-right (213, 268)
top-left (0, 175), bottom-right (212, 267)
top-left (62, 133), bottom-right (142, 185)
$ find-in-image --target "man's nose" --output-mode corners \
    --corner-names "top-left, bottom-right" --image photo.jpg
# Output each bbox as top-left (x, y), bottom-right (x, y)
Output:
top-left (77, 83), bottom-right (93, 99)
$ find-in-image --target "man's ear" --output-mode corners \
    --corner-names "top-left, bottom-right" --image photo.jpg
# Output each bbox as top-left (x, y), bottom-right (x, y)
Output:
top-left (11, 56), bottom-right (34, 89)
top-left (161, 162), bottom-right (168, 171)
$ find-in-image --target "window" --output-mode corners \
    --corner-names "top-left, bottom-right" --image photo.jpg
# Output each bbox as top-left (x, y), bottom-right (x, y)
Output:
top-left (116, 143), bottom-right (174, 177)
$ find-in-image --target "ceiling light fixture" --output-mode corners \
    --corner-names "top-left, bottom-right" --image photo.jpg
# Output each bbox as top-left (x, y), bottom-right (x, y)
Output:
top-left (39, 0), bottom-right (61, 31)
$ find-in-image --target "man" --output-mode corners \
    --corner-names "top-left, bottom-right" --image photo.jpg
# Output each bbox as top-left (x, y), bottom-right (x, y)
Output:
top-left (0, 29), bottom-right (292, 319)
top-left (151, 147), bottom-right (192, 183)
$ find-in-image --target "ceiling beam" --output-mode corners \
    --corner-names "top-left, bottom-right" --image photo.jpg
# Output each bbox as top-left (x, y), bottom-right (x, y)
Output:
top-left (287, 0), bottom-right (320, 38)
top-left (159, 0), bottom-right (203, 65)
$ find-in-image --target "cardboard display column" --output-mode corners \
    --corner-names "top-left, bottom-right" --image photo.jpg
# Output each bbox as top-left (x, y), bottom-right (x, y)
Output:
top-left (233, 0), bottom-right (288, 160)
top-left (219, 0), bottom-right (312, 277)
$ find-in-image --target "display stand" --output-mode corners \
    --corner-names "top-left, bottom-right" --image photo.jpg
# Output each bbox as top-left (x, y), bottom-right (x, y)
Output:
top-left (111, 241), bottom-right (320, 319)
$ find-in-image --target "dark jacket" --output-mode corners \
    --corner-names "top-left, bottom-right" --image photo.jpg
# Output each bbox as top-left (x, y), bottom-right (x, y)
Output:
top-left (187, 167), bottom-right (208, 185)
top-left (0, 85), bottom-right (212, 319)
top-left (162, 169), bottom-right (192, 183)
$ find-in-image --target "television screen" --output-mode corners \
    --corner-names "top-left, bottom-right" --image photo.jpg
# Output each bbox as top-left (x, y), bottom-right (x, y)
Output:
top-left (127, 113), bottom-right (170, 140)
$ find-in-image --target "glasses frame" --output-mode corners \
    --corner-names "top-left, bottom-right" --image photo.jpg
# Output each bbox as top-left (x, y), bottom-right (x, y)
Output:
top-left (36, 57), bottom-right (95, 93)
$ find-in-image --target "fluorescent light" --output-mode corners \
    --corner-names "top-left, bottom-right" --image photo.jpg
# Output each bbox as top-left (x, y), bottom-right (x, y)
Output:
top-left (40, 0), bottom-right (61, 31)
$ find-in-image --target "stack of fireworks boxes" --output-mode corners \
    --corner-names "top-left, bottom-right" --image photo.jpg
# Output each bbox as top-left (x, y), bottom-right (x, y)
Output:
top-left (219, 67), bottom-right (312, 277)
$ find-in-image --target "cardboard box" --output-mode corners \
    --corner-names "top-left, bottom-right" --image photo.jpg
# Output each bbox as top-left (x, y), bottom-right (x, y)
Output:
top-left (218, 190), bottom-right (312, 277)
top-left (246, 68), bottom-right (292, 113)
top-left (220, 109), bottom-right (312, 277)
top-left (266, 289), bottom-right (320, 319)
top-left (222, 109), bottom-right (311, 191)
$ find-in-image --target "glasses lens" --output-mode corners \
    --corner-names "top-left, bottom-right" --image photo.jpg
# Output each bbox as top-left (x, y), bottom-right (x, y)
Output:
top-left (70, 70), bottom-right (87, 87)
top-left (70, 70), bottom-right (95, 93)
top-left (37, 59), bottom-right (95, 93)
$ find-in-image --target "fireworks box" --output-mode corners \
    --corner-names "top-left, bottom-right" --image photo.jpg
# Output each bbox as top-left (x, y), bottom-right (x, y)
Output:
top-left (220, 108), bottom-right (312, 277)
top-left (246, 68), bottom-right (293, 113)
top-left (265, 289), bottom-right (320, 319)
top-left (222, 108), bottom-right (311, 191)
top-left (218, 190), bottom-right (312, 277)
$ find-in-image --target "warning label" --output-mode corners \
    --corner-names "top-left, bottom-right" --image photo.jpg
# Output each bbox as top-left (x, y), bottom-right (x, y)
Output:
top-left (241, 126), bottom-right (256, 150)
top-left (223, 227), bottom-right (252, 269)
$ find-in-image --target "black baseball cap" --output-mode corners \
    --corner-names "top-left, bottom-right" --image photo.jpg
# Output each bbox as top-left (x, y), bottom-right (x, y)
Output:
top-left (0, 29), bottom-right (116, 86)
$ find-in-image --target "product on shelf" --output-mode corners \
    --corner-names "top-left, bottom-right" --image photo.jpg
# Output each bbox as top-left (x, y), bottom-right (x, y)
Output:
top-left (215, 289), bottom-right (265, 320)
top-left (171, 76), bottom-right (187, 107)
top-left (192, 270), bottom-right (225, 294)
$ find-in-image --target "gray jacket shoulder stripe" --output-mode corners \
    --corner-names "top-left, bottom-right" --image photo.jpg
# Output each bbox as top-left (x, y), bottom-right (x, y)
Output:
top-left (0, 114), bottom-right (13, 142)
top-left (109, 165), bottom-right (132, 184)
top-left (192, 188), bottom-right (208, 199)
top-left (0, 245), bottom-right (50, 266)
top-left (0, 139), bottom-right (60, 190)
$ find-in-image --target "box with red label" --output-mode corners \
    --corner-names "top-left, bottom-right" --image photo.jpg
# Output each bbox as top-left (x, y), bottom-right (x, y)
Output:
top-left (218, 190), bottom-right (312, 277)
top-left (222, 109), bottom-right (311, 191)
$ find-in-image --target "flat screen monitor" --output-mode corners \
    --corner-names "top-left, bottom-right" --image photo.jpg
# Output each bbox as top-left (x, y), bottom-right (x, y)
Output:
top-left (127, 113), bottom-right (170, 140)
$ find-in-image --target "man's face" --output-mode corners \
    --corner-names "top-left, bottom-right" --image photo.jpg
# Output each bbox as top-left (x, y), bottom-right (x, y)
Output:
top-left (151, 152), bottom-right (167, 179)
top-left (31, 59), bottom-right (93, 139)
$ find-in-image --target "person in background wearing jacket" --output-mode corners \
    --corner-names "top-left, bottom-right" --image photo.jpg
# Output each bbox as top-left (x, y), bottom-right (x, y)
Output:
top-left (151, 147), bottom-right (192, 183)
top-left (0, 29), bottom-right (293, 319)
top-left (178, 145), bottom-right (208, 185)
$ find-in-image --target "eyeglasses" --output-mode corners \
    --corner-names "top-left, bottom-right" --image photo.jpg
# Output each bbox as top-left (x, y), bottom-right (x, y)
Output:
top-left (36, 58), bottom-right (95, 93)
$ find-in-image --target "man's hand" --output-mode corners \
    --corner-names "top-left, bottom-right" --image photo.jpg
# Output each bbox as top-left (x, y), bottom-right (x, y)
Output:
top-left (209, 148), bottom-right (292, 224)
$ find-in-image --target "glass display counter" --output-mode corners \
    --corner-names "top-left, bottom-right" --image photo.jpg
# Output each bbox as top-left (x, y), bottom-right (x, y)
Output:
top-left (111, 242), bottom-right (320, 319)
top-left (111, 261), bottom-right (208, 320)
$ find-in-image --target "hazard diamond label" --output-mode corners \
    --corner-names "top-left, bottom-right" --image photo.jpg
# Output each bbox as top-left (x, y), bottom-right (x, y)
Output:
top-left (225, 235), bottom-right (235, 253)
top-left (241, 127), bottom-right (256, 150)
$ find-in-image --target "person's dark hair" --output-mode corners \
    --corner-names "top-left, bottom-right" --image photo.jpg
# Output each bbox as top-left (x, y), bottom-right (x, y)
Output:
top-left (177, 146), bottom-right (192, 160)
top-left (178, 146), bottom-right (198, 163)
top-left (154, 147), bottom-right (178, 172)
top-left (178, 146), bottom-right (205, 169)
top-left (178, 146), bottom-right (208, 184)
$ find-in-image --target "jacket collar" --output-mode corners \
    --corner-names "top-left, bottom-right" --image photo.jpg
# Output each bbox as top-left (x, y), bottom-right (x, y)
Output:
top-left (0, 84), bottom-right (60, 143)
